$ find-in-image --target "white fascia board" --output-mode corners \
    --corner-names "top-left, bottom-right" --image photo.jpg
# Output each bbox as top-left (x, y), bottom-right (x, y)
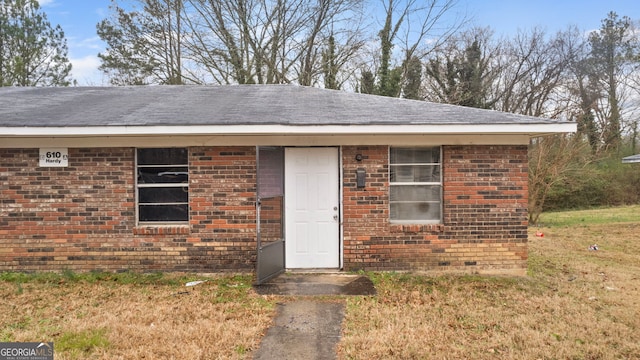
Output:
top-left (0, 134), bottom-right (535, 148)
top-left (0, 122), bottom-right (576, 137)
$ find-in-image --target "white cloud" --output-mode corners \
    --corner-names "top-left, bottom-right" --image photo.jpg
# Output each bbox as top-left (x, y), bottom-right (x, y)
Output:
top-left (70, 55), bottom-right (107, 86)
top-left (69, 35), bottom-right (104, 52)
top-left (66, 34), bottom-right (108, 85)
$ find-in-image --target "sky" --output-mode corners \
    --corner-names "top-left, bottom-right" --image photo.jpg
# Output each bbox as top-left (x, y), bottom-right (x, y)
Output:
top-left (39, 0), bottom-right (640, 86)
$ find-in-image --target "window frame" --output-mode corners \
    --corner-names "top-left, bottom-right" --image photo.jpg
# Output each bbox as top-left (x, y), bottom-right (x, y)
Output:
top-left (389, 146), bottom-right (442, 224)
top-left (135, 148), bottom-right (189, 225)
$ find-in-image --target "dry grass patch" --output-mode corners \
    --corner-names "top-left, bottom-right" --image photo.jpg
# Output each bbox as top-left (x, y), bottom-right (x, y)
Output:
top-left (339, 207), bottom-right (640, 359)
top-left (0, 273), bottom-right (276, 359)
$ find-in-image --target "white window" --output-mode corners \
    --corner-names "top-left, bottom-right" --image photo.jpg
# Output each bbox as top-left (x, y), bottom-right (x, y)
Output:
top-left (136, 148), bottom-right (189, 223)
top-left (389, 147), bottom-right (441, 223)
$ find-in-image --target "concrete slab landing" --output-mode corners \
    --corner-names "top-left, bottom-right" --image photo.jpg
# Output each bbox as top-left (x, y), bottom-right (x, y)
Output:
top-left (253, 273), bottom-right (377, 296)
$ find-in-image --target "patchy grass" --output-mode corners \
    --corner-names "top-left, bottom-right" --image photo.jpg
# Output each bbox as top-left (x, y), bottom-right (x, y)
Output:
top-left (56, 328), bottom-right (110, 358)
top-left (339, 206), bottom-right (640, 359)
top-left (537, 204), bottom-right (640, 227)
top-left (0, 273), bottom-right (277, 359)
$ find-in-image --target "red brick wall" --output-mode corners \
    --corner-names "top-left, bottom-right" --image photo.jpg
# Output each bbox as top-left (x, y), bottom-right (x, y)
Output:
top-left (257, 196), bottom-right (283, 242)
top-left (0, 147), bottom-right (257, 272)
top-left (187, 147), bottom-right (256, 271)
top-left (2, 145), bottom-right (528, 274)
top-left (342, 145), bottom-right (528, 275)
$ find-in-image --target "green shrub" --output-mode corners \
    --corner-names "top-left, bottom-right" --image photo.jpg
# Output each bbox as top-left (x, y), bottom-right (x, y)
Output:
top-left (544, 151), bottom-right (640, 211)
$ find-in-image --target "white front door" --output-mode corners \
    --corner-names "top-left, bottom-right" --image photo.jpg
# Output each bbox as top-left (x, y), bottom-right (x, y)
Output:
top-left (285, 147), bottom-right (340, 268)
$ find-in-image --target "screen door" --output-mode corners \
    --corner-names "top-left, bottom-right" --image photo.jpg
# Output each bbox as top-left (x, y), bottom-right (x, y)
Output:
top-left (255, 146), bottom-right (285, 284)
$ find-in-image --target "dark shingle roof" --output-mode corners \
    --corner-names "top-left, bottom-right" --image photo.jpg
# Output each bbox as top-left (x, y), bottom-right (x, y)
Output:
top-left (0, 85), bottom-right (568, 127)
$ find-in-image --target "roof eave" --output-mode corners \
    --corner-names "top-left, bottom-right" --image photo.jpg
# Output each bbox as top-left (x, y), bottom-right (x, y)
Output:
top-left (0, 123), bottom-right (577, 137)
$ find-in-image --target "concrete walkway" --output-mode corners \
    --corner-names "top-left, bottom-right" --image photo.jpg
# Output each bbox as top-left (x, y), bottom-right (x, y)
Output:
top-left (252, 274), bottom-right (376, 360)
top-left (253, 301), bottom-right (345, 360)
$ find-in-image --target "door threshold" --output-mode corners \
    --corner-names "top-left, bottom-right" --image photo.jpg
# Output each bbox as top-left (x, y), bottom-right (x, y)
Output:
top-left (286, 268), bottom-right (343, 274)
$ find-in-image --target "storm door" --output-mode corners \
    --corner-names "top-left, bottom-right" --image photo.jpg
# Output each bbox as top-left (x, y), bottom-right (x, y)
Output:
top-left (255, 146), bottom-right (286, 284)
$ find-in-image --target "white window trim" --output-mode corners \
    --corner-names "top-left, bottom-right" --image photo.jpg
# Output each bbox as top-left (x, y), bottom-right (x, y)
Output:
top-left (389, 146), bottom-right (443, 224)
top-left (135, 148), bottom-right (189, 225)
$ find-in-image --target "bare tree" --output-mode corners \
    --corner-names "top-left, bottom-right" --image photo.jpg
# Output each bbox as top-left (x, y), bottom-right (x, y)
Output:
top-left (370, 0), bottom-right (465, 97)
top-left (491, 28), bottom-right (582, 119)
top-left (181, 0), bottom-right (365, 85)
top-left (423, 27), bottom-right (502, 107)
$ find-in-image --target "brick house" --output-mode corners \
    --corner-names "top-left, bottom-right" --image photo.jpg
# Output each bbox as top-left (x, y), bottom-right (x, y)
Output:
top-left (0, 86), bottom-right (575, 282)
